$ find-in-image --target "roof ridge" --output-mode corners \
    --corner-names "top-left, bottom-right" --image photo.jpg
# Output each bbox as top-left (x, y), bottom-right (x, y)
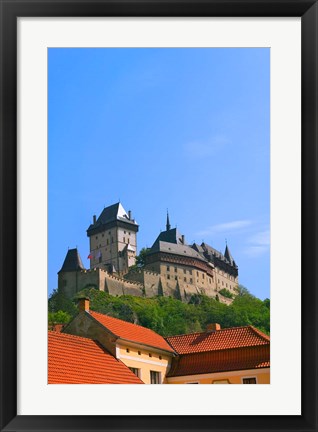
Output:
top-left (90, 310), bottom-right (160, 335)
top-left (49, 330), bottom-right (94, 342)
top-left (166, 324), bottom-right (257, 340)
top-left (248, 325), bottom-right (270, 341)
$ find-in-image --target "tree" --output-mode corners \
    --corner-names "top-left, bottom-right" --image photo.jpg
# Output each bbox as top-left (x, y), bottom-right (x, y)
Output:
top-left (135, 247), bottom-right (149, 268)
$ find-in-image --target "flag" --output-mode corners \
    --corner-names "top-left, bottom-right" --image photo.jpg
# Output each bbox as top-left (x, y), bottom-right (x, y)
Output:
top-left (87, 253), bottom-right (93, 259)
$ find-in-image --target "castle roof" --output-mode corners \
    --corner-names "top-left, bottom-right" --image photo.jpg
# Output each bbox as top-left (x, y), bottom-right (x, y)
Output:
top-left (48, 331), bottom-right (143, 384)
top-left (90, 311), bottom-right (175, 354)
top-left (58, 248), bottom-right (85, 273)
top-left (87, 202), bottom-right (138, 234)
top-left (165, 325), bottom-right (270, 355)
top-left (148, 228), bottom-right (206, 262)
top-left (200, 242), bottom-right (238, 268)
top-left (224, 244), bottom-right (236, 266)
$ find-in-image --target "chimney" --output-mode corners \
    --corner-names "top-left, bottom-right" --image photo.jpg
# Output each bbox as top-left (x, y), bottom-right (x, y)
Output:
top-left (93, 215), bottom-right (96, 224)
top-left (128, 210), bottom-right (132, 220)
top-left (78, 297), bottom-right (90, 313)
top-left (181, 235), bottom-right (185, 244)
top-left (206, 323), bottom-right (221, 332)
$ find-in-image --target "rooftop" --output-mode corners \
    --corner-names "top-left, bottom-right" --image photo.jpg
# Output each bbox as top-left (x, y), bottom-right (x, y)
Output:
top-left (165, 325), bottom-right (270, 355)
top-left (58, 248), bottom-right (85, 273)
top-left (90, 311), bottom-right (175, 354)
top-left (167, 345), bottom-right (270, 377)
top-left (87, 202), bottom-right (138, 233)
top-left (48, 331), bottom-right (144, 384)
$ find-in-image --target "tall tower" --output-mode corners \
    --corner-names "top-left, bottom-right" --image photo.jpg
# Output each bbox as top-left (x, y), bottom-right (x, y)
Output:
top-left (86, 202), bottom-right (138, 275)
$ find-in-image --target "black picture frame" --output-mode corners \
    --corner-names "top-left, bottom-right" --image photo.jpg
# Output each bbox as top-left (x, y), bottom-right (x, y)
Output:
top-left (1, 1), bottom-right (317, 431)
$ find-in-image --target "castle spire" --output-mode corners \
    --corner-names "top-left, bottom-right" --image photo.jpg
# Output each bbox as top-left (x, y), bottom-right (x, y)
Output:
top-left (166, 210), bottom-right (171, 231)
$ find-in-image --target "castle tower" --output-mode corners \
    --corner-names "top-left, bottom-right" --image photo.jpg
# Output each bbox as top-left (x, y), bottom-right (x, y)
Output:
top-left (58, 248), bottom-right (85, 297)
top-left (87, 202), bottom-right (138, 275)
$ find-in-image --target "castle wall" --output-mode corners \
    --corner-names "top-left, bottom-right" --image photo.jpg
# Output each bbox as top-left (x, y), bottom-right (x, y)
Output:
top-left (214, 267), bottom-right (238, 295)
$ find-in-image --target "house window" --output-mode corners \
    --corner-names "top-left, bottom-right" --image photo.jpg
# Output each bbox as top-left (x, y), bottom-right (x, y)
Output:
top-left (186, 382), bottom-right (199, 384)
top-left (150, 371), bottom-right (160, 384)
top-left (138, 351), bottom-right (141, 355)
top-left (126, 348), bottom-right (130, 353)
top-left (243, 377), bottom-right (257, 384)
top-left (129, 367), bottom-right (140, 378)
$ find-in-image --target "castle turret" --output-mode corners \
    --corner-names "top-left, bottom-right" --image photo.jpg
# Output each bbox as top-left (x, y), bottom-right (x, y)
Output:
top-left (58, 248), bottom-right (85, 297)
top-left (87, 202), bottom-right (138, 275)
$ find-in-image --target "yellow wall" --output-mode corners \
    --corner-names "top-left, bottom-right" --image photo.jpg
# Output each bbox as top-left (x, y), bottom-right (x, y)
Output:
top-left (116, 343), bottom-right (173, 384)
top-left (166, 368), bottom-right (270, 384)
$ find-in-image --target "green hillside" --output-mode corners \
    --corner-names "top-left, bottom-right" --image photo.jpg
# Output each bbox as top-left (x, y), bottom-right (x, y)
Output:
top-left (48, 286), bottom-right (270, 336)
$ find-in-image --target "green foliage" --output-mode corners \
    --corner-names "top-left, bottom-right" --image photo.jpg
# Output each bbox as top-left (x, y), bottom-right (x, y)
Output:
top-left (48, 288), bottom-right (77, 316)
top-left (218, 288), bottom-right (234, 299)
top-left (48, 284), bottom-right (270, 336)
top-left (130, 247), bottom-right (150, 271)
top-left (48, 310), bottom-right (71, 325)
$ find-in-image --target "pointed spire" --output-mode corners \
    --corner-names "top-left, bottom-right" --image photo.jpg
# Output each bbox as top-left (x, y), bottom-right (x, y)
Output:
top-left (166, 209), bottom-right (171, 231)
top-left (224, 243), bottom-right (234, 265)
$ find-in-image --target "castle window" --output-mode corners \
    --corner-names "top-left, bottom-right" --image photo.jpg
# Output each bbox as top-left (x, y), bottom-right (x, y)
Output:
top-left (226, 283), bottom-right (228, 287)
top-left (175, 276), bottom-right (178, 280)
top-left (202, 274), bottom-right (204, 279)
top-left (190, 278), bottom-right (193, 283)
top-left (129, 232), bottom-right (131, 235)
top-left (102, 233), bottom-right (104, 237)
top-left (112, 237), bottom-right (114, 243)
top-left (124, 231), bottom-right (126, 234)
top-left (184, 277), bottom-right (186, 282)
top-left (189, 270), bottom-right (192, 275)
top-left (222, 281), bottom-right (224, 286)
top-left (109, 231), bottom-right (111, 235)
top-left (183, 269), bottom-right (186, 274)
top-left (197, 271), bottom-right (199, 277)
top-left (209, 278), bottom-right (211, 283)
top-left (95, 236), bottom-right (98, 240)
top-left (123, 237), bottom-right (126, 243)
top-left (167, 275), bottom-right (170, 279)
top-left (107, 239), bottom-right (109, 245)
top-left (174, 267), bottom-right (177, 272)
top-left (167, 266), bottom-right (170, 271)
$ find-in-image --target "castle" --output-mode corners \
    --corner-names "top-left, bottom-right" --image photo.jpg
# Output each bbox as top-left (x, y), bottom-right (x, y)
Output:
top-left (58, 202), bottom-right (239, 304)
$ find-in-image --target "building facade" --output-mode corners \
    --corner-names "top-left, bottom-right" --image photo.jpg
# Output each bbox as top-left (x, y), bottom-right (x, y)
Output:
top-left (58, 203), bottom-right (239, 303)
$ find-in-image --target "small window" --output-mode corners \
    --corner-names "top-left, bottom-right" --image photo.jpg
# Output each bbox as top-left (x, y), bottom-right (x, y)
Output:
top-left (109, 231), bottom-right (111, 235)
top-left (190, 278), bottom-right (193, 283)
top-left (167, 275), bottom-right (170, 280)
top-left (150, 371), bottom-right (160, 384)
top-left (129, 232), bottom-right (131, 235)
top-left (197, 271), bottom-right (199, 276)
top-left (183, 269), bottom-right (186, 274)
top-left (189, 270), bottom-right (192, 275)
top-left (102, 233), bottom-right (104, 237)
top-left (184, 277), bottom-right (186, 282)
top-left (107, 239), bottom-right (109, 245)
top-left (159, 355), bottom-right (162, 360)
top-left (112, 237), bottom-right (114, 243)
top-left (243, 377), bottom-right (257, 384)
top-left (129, 367), bottom-right (140, 378)
top-left (126, 348), bottom-right (130, 353)
top-left (124, 231), bottom-right (126, 234)
top-left (149, 353), bottom-right (152, 358)
top-left (167, 266), bottom-right (170, 271)
top-left (138, 351), bottom-right (141, 355)
top-left (95, 236), bottom-right (98, 240)
top-left (202, 274), bottom-right (204, 279)
top-left (123, 237), bottom-right (126, 243)
top-left (174, 267), bottom-right (177, 272)
top-left (175, 276), bottom-right (178, 280)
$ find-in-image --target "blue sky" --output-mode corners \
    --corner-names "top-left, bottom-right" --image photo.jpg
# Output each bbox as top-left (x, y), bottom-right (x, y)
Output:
top-left (48, 48), bottom-right (270, 300)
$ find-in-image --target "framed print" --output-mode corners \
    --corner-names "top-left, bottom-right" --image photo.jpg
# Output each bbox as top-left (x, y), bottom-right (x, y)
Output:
top-left (0, 1), bottom-right (317, 431)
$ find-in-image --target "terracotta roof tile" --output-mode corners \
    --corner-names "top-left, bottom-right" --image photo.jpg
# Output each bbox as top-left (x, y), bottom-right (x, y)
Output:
top-left (48, 331), bottom-right (143, 384)
top-left (90, 311), bottom-right (174, 353)
top-left (166, 326), bottom-right (269, 354)
top-left (167, 345), bottom-right (270, 377)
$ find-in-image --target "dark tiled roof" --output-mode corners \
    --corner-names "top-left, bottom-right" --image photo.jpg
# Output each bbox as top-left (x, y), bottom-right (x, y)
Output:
top-left (224, 244), bottom-right (236, 266)
top-left (152, 228), bottom-right (186, 246)
top-left (150, 241), bottom-right (207, 262)
top-left (48, 331), bottom-right (144, 384)
top-left (167, 345), bottom-right (270, 377)
top-left (90, 311), bottom-right (175, 353)
top-left (59, 248), bottom-right (85, 273)
top-left (165, 326), bottom-right (270, 355)
top-left (87, 203), bottom-right (138, 233)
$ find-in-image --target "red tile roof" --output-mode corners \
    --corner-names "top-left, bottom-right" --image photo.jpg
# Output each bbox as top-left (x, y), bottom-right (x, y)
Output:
top-left (165, 326), bottom-right (270, 354)
top-left (90, 311), bottom-right (174, 353)
top-left (48, 331), bottom-right (143, 384)
top-left (167, 345), bottom-right (270, 377)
